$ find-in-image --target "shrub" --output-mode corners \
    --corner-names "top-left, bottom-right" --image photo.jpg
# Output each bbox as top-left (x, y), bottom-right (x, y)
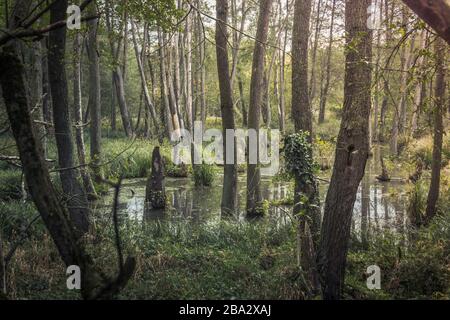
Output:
top-left (193, 163), bottom-right (216, 187)
top-left (164, 156), bottom-right (190, 178)
top-left (0, 170), bottom-right (22, 200)
top-left (407, 180), bottom-right (428, 227)
top-left (406, 135), bottom-right (450, 169)
top-left (0, 201), bottom-right (43, 239)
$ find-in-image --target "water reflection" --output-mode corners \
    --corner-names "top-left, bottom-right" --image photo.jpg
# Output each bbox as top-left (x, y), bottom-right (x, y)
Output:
top-left (94, 146), bottom-right (411, 234)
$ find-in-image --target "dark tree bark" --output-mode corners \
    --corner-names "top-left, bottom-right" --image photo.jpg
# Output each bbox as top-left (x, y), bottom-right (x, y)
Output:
top-left (425, 38), bottom-right (447, 223)
top-left (0, 32), bottom-right (134, 303)
top-left (216, 0), bottom-right (238, 215)
top-left (48, 0), bottom-right (90, 234)
top-left (246, 0), bottom-right (273, 217)
top-left (145, 147), bottom-right (166, 211)
top-left (317, 0), bottom-right (373, 300)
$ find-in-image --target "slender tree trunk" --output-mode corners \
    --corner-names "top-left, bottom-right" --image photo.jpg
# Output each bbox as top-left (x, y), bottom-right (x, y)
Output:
top-left (131, 21), bottom-right (158, 132)
top-left (216, 0), bottom-right (238, 215)
top-left (379, 0), bottom-right (393, 143)
top-left (372, 0), bottom-right (383, 142)
top-left (318, 0), bottom-right (337, 124)
top-left (0, 44), bottom-right (135, 300)
top-left (278, 0), bottom-right (288, 133)
top-left (247, 0), bottom-right (273, 217)
top-left (238, 70), bottom-right (247, 126)
top-left (158, 29), bottom-right (175, 136)
top-left (86, 2), bottom-right (102, 180)
top-left (230, 0), bottom-right (248, 88)
top-left (48, 0), bottom-right (89, 235)
top-left (74, 32), bottom-right (96, 198)
top-left (105, 4), bottom-right (133, 137)
top-left (411, 30), bottom-right (428, 136)
top-left (184, 13), bottom-right (194, 133)
top-left (317, 0), bottom-right (372, 300)
top-left (309, 0), bottom-right (323, 102)
top-left (425, 38), bottom-right (447, 223)
top-left (292, 0), bottom-right (320, 291)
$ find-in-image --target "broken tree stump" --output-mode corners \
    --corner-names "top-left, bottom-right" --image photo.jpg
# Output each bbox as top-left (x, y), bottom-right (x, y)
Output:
top-left (376, 155), bottom-right (391, 182)
top-left (145, 147), bottom-right (166, 211)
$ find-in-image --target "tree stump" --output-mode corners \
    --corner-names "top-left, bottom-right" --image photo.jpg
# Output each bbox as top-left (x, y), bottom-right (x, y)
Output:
top-left (376, 156), bottom-right (391, 182)
top-left (145, 147), bottom-right (166, 211)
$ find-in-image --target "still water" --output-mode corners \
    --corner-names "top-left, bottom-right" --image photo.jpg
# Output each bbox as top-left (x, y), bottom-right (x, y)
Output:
top-left (94, 146), bottom-right (411, 236)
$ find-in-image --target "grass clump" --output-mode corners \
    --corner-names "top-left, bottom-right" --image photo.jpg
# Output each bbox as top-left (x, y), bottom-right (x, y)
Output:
top-left (193, 163), bottom-right (216, 187)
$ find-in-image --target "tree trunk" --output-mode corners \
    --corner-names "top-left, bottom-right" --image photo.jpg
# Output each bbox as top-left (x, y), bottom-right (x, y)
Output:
top-left (309, 0), bottom-right (323, 103)
top-left (246, 0), bottom-right (273, 217)
top-left (292, 0), bottom-right (313, 136)
top-left (158, 29), bottom-right (175, 136)
top-left (216, 0), bottom-right (238, 215)
top-left (317, 0), bottom-right (372, 300)
top-left (86, 2), bottom-right (102, 180)
top-left (74, 32), bottom-right (96, 199)
top-left (145, 147), bottom-right (166, 211)
top-left (131, 21), bottom-right (158, 133)
top-left (425, 38), bottom-right (446, 223)
top-left (278, 0), bottom-right (288, 133)
top-left (48, 0), bottom-right (90, 235)
top-left (292, 0), bottom-right (321, 291)
top-left (411, 30), bottom-right (428, 136)
top-left (0, 30), bottom-right (134, 302)
top-left (105, 4), bottom-right (133, 137)
top-left (184, 13), bottom-right (194, 133)
top-left (318, 0), bottom-right (337, 124)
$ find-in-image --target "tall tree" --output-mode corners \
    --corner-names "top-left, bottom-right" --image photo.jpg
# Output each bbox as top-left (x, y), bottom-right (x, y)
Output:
top-left (317, 0), bottom-right (373, 300)
top-left (105, 3), bottom-right (134, 138)
top-left (246, 0), bottom-right (273, 217)
top-left (0, 0), bottom-right (135, 300)
top-left (318, 0), bottom-right (337, 124)
top-left (74, 31), bottom-right (96, 198)
top-left (130, 20), bottom-right (158, 133)
top-left (86, 1), bottom-right (102, 180)
top-left (425, 37), bottom-right (447, 223)
top-left (216, 0), bottom-right (238, 215)
top-left (292, 0), bottom-right (320, 289)
top-left (292, 0), bottom-right (312, 136)
top-left (48, 0), bottom-right (90, 234)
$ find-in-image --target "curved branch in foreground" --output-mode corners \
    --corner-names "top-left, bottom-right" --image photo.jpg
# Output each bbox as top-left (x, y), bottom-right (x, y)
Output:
top-left (402, 0), bottom-right (450, 44)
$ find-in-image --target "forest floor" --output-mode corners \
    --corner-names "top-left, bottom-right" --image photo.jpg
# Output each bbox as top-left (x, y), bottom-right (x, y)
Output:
top-left (0, 131), bottom-right (449, 300)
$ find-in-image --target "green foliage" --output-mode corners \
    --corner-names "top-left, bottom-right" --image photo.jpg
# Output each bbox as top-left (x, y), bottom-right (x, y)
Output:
top-left (407, 180), bottom-right (428, 227)
top-left (0, 170), bottom-right (22, 200)
top-left (406, 135), bottom-right (450, 169)
top-left (113, 0), bottom-right (184, 29)
top-left (347, 211), bottom-right (450, 300)
top-left (193, 163), bottom-right (216, 187)
top-left (0, 201), bottom-right (42, 239)
top-left (283, 132), bottom-right (317, 179)
top-left (164, 156), bottom-right (190, 178)
top-left (314, 138), bottom-right (335, 171)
